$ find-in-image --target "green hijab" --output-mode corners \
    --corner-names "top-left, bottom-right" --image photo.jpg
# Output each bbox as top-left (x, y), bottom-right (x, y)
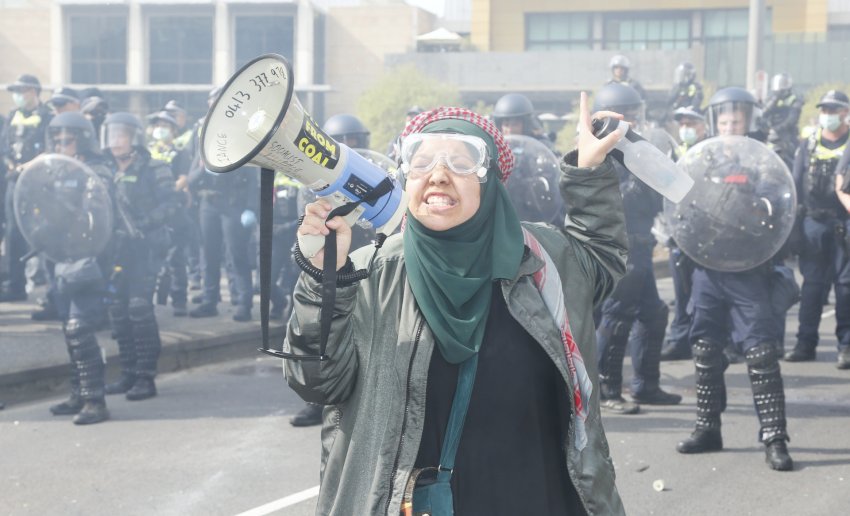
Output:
top-left (403, 119), bottom-right (524, 364)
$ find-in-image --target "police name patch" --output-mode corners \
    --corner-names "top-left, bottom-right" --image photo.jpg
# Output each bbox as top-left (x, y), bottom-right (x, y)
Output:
top-left (295, 116), bottom-right (339, 169)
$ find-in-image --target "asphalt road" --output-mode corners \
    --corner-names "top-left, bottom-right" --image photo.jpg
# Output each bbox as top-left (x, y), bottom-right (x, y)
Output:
top-left (2, 277), bottom-right (849, 515)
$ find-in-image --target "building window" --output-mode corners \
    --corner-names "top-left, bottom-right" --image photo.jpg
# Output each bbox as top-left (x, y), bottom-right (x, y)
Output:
top-left (234, 15), bottom-right (295, 68)
top-left (149, 15), bottom-right (213, 84)
top-left (603, 13), bottom-right (691, 50)
top-left (703, 9), bottom-right (749, 40)
top-left (69, 14), bottom-right (127, 84)
top-left (525, 13), bottom-right (592, 51)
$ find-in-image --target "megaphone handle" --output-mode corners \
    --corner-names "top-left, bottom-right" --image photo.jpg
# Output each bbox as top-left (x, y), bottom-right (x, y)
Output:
top-left (297, 232), bottom-right (327, 259)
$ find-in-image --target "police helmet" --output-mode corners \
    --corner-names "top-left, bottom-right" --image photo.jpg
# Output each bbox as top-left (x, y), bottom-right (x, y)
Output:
top-left (593, 83), bottom-right (644, 126)
top-left (164, 100), bottom-right (187, 115)
top-left (48, 86), bottom-right (80, 109)
top-left (493, 94), bottom-right (535, 119)
top-left (79, 87), bottom-right (105, 101)
top-left (323, 114), bottom-right (370, 148)
top-left (674, 62), bottom-right (696, 85)
top-left (47, 112), bottom-right (99, 156)
top-left (406, 105), bottom-right (424, 117)
top-left (102, 112), bottom-right (145, 150)
top-left (6, 74), bottom-right (41, 94)
top-left (81, 96), bottom-right (109, 115)
top-left (770, 73), bottom-right (793, 93)
top-left (815, 90), bottom-right (850, 110)
top-left (609, 55), bottom-right (630, 70)
top-left (706, 87), bottom-right (760, 137)
top-left (673, 106), bottom-right (705, 123)
top-left (146, 110), bottom-right (179, 129)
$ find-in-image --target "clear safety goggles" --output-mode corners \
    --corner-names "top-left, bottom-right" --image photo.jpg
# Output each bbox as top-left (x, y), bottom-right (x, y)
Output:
top-left (400, 133), bottom-right (490, 183)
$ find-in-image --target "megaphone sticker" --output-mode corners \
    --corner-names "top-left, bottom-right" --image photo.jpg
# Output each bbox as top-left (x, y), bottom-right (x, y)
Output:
top-left (295, 116), bottom-right (339, 169)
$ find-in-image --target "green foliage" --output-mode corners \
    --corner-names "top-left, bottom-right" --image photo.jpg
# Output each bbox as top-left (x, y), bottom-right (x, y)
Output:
top-left (357, 64), bottom-right (461, 152)
top-left (798, 83), bottom-right (850, 134)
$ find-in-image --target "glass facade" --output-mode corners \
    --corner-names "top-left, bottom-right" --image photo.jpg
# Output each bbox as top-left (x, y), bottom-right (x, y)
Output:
top-left (69, 14), bottom-right (127, 84)
top-left (525, 13), bottom-right (593, 50)
top-left (234, 15), bottom-right (295, 69)
top-left (149, 16), bottom-right (213, 84)
top-left (603, 13), bottom-right (691, 50)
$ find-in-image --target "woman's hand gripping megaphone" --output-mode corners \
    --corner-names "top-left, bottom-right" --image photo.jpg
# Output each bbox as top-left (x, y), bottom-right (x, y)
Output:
top-left (298, 198), bottom-right (352, 270)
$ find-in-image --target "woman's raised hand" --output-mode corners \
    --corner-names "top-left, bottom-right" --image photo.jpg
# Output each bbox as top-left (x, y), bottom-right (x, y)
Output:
top-left (576, 91), bottom-right (626, 168)
top-left (298, 199), bottom-right (352, 270)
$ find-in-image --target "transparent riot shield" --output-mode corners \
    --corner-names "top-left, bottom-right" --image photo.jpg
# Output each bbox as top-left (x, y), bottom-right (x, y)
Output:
top-left (504, 135), bottom-right (564, 224)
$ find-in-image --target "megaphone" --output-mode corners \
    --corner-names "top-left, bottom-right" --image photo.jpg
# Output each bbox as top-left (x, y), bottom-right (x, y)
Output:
top-left (201, 53), bottom-right (406, 257)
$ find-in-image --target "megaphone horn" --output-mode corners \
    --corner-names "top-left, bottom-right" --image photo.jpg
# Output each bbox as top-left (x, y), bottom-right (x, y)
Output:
top-left (201, 53), bottom-right (406, 258)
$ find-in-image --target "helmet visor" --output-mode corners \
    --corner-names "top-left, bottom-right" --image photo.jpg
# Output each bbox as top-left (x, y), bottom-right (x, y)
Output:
top-left (400, 133), bottom-right (490, 183)
top-left (102, 122), bottom-right (143, 151)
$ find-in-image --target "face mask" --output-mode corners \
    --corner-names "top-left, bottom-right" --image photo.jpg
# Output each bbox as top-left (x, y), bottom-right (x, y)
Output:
top-left (12, 92), bottom-right (26, 109)
top-left (679, 126), bottom-right (698, 146)
top-left (819, 113), bottom-right (842, 132)
top-left (151, 126), bottom-right (171, 141)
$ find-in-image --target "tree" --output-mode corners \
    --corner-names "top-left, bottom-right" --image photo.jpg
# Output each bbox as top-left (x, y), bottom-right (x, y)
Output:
top-left (357, 64), bottom-right (461, 152)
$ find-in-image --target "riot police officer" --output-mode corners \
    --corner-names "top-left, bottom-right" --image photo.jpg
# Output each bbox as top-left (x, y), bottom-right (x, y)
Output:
top-left (1, 74), bottom-right (52, 301)
top-left (189, 93), bottom-right (257, 322)
top-left (593, 82), bottom-right (681, 414)
top-left (676, 87), bottom-right (794, 471)
top-left (47, 86), bottom-right (81, 114)
top-left (606, 55), bottom-right (646, 101)
top-left (43, 112), bottom-right (112, 424)
top-left (270, 172), bottom-right (301, 320)
top-left (102, 112), bottom-right (180, 400)
top-left (491, 93), bottom-right (554, 149)
top-left (164, 100), bottom-right (194, 151)
top-left (80, 96), bottom-right (109, 138)
top-left (763, 73), bottom-right (804, 168)
top-left (785, 90), bottom-right (850, 364)
top-left (660, 107), bottom-right (709, 361)
top-left (667, 62), bottom-right (704, 112)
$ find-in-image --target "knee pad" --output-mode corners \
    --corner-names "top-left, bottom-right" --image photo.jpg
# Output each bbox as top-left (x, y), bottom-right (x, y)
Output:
top-left (128, 297), bottom-right (155, 323)
top-left (745, 342), bottom-right (780, 373)
top-left (693, 338), bottom-right (726, 370)
top-left (64, 318), bottom-right (92, 340)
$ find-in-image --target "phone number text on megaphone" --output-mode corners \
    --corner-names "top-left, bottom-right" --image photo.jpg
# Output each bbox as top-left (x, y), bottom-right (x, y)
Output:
top-left (223, 65), bottom-right (288, 119)
top-left (295, 117), bottom-right (340, 169)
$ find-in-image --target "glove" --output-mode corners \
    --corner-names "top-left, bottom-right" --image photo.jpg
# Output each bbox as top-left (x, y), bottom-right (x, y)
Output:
top-left (241, 210), bottom-right (257, 228)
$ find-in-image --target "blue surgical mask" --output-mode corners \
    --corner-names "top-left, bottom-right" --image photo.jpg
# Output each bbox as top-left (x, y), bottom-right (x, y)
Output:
top-left (679, 126), bottom-right (698, 146)
top-left (12, 92), bottom-right (26, 109)
top-left (819, 113), bottom-right (842, 132)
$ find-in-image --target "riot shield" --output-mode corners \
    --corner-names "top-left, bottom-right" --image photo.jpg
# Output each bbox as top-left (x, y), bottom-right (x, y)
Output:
top-left (13, 154), bottom-right (113, 263)
top-left (504, 135), bottom-right (564, 224)
top-left (663, 136), bottom-right (796, 272)
top-left (643, 127), bottom-right (680, 159)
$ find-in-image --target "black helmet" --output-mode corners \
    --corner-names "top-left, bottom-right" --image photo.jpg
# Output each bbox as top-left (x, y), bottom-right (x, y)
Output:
top-left (79, 87), bottom-right (105, 100)
top-left (102, 112), bottom-right (145, 150)
top-left (609, 55), bottom-right (630, 70)
top-left (81, 96), bottom-right (109, 115)
top-left (770, 73), bottom-right (793, 93)
top-left (815, 90), bottom-right (850, 110)
top-left (673, 106), bottom-right (705, 122)
top-left (146, 110), bottom-right (179, 128)
top-left (47, 112), bottom-right (99, 156)
top-left (6, 73), bottom-right (41, 94)
top-left (48, 86), bottom-right (80, 109)
top-left (323, 114), bottom-right (370, 148)
top-left (593, 83), bottom-right (644, 126)
top-left (674, 62), bottom-right (696, 85)
top-left (406, 105), bottom-right (424, 117)
top-left (493, 93), bottom-right (535, 119)
top-left (164, 99), bottom-right (186, 115)
top-left (706, 87), bottom-right (760, 137)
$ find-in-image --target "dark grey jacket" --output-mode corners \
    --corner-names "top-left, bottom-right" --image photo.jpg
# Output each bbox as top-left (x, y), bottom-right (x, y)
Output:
top-left (285, 155), bottom-right (628, 515)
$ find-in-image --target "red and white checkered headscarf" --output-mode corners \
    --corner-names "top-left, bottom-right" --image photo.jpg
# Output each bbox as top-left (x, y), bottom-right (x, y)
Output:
top-left (401, 107), bottom-right (515, 183)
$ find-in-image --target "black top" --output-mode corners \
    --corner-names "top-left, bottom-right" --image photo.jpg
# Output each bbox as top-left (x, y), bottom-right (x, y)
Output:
top-left (414, 287), bottom-right (584, 516)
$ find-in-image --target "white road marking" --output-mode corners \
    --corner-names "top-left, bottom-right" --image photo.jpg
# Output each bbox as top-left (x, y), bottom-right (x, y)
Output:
top-left (235, 486), bottom-right (320, 516)
top-left (823, 309), bottom-right (836, 319)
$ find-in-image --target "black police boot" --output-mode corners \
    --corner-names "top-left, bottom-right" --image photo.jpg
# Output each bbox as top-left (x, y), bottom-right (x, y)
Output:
top-left (65, 318), bottom-right (109, 425)
top-left (191, 293), bottom-right (205, 304)
top-left (51, 362), bottom-right (84, 415)
top-left (190, 303), bottom-right (218, 318)
top-left (784, 341), bottom-right (816, 362)
top-left (677, 338), bottom-right (727, 454)
top-left (764, 438), bottom-right (794, 471)
top-left (746, 342), bottom-right (792, 471)
top-left (127, 300), bottom-right (162, 401)
top-left (290, 403), bottom-right (323, 427)
top-left (126, 376), bottom-right (157, 401)
top-left (597, 320), bottom-right (640, 415)
top-left (660, 340), bottom-right (692, 361)
top-left (233, 305), bottom-right (251, 322)
top-left (73, 401), bottom-right (109, 425)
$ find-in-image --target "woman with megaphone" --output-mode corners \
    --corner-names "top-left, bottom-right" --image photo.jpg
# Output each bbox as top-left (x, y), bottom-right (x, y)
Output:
top-left (286, 94), bottom-right (627, 515)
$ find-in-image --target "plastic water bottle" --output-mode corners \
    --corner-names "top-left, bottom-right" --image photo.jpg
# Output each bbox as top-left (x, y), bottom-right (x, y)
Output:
top-left (592, 117), bottom-right (694, 203)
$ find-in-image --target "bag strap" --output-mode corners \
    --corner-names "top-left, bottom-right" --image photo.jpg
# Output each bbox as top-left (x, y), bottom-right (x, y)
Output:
top-left (436, 354), bottom-right (479, 483)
